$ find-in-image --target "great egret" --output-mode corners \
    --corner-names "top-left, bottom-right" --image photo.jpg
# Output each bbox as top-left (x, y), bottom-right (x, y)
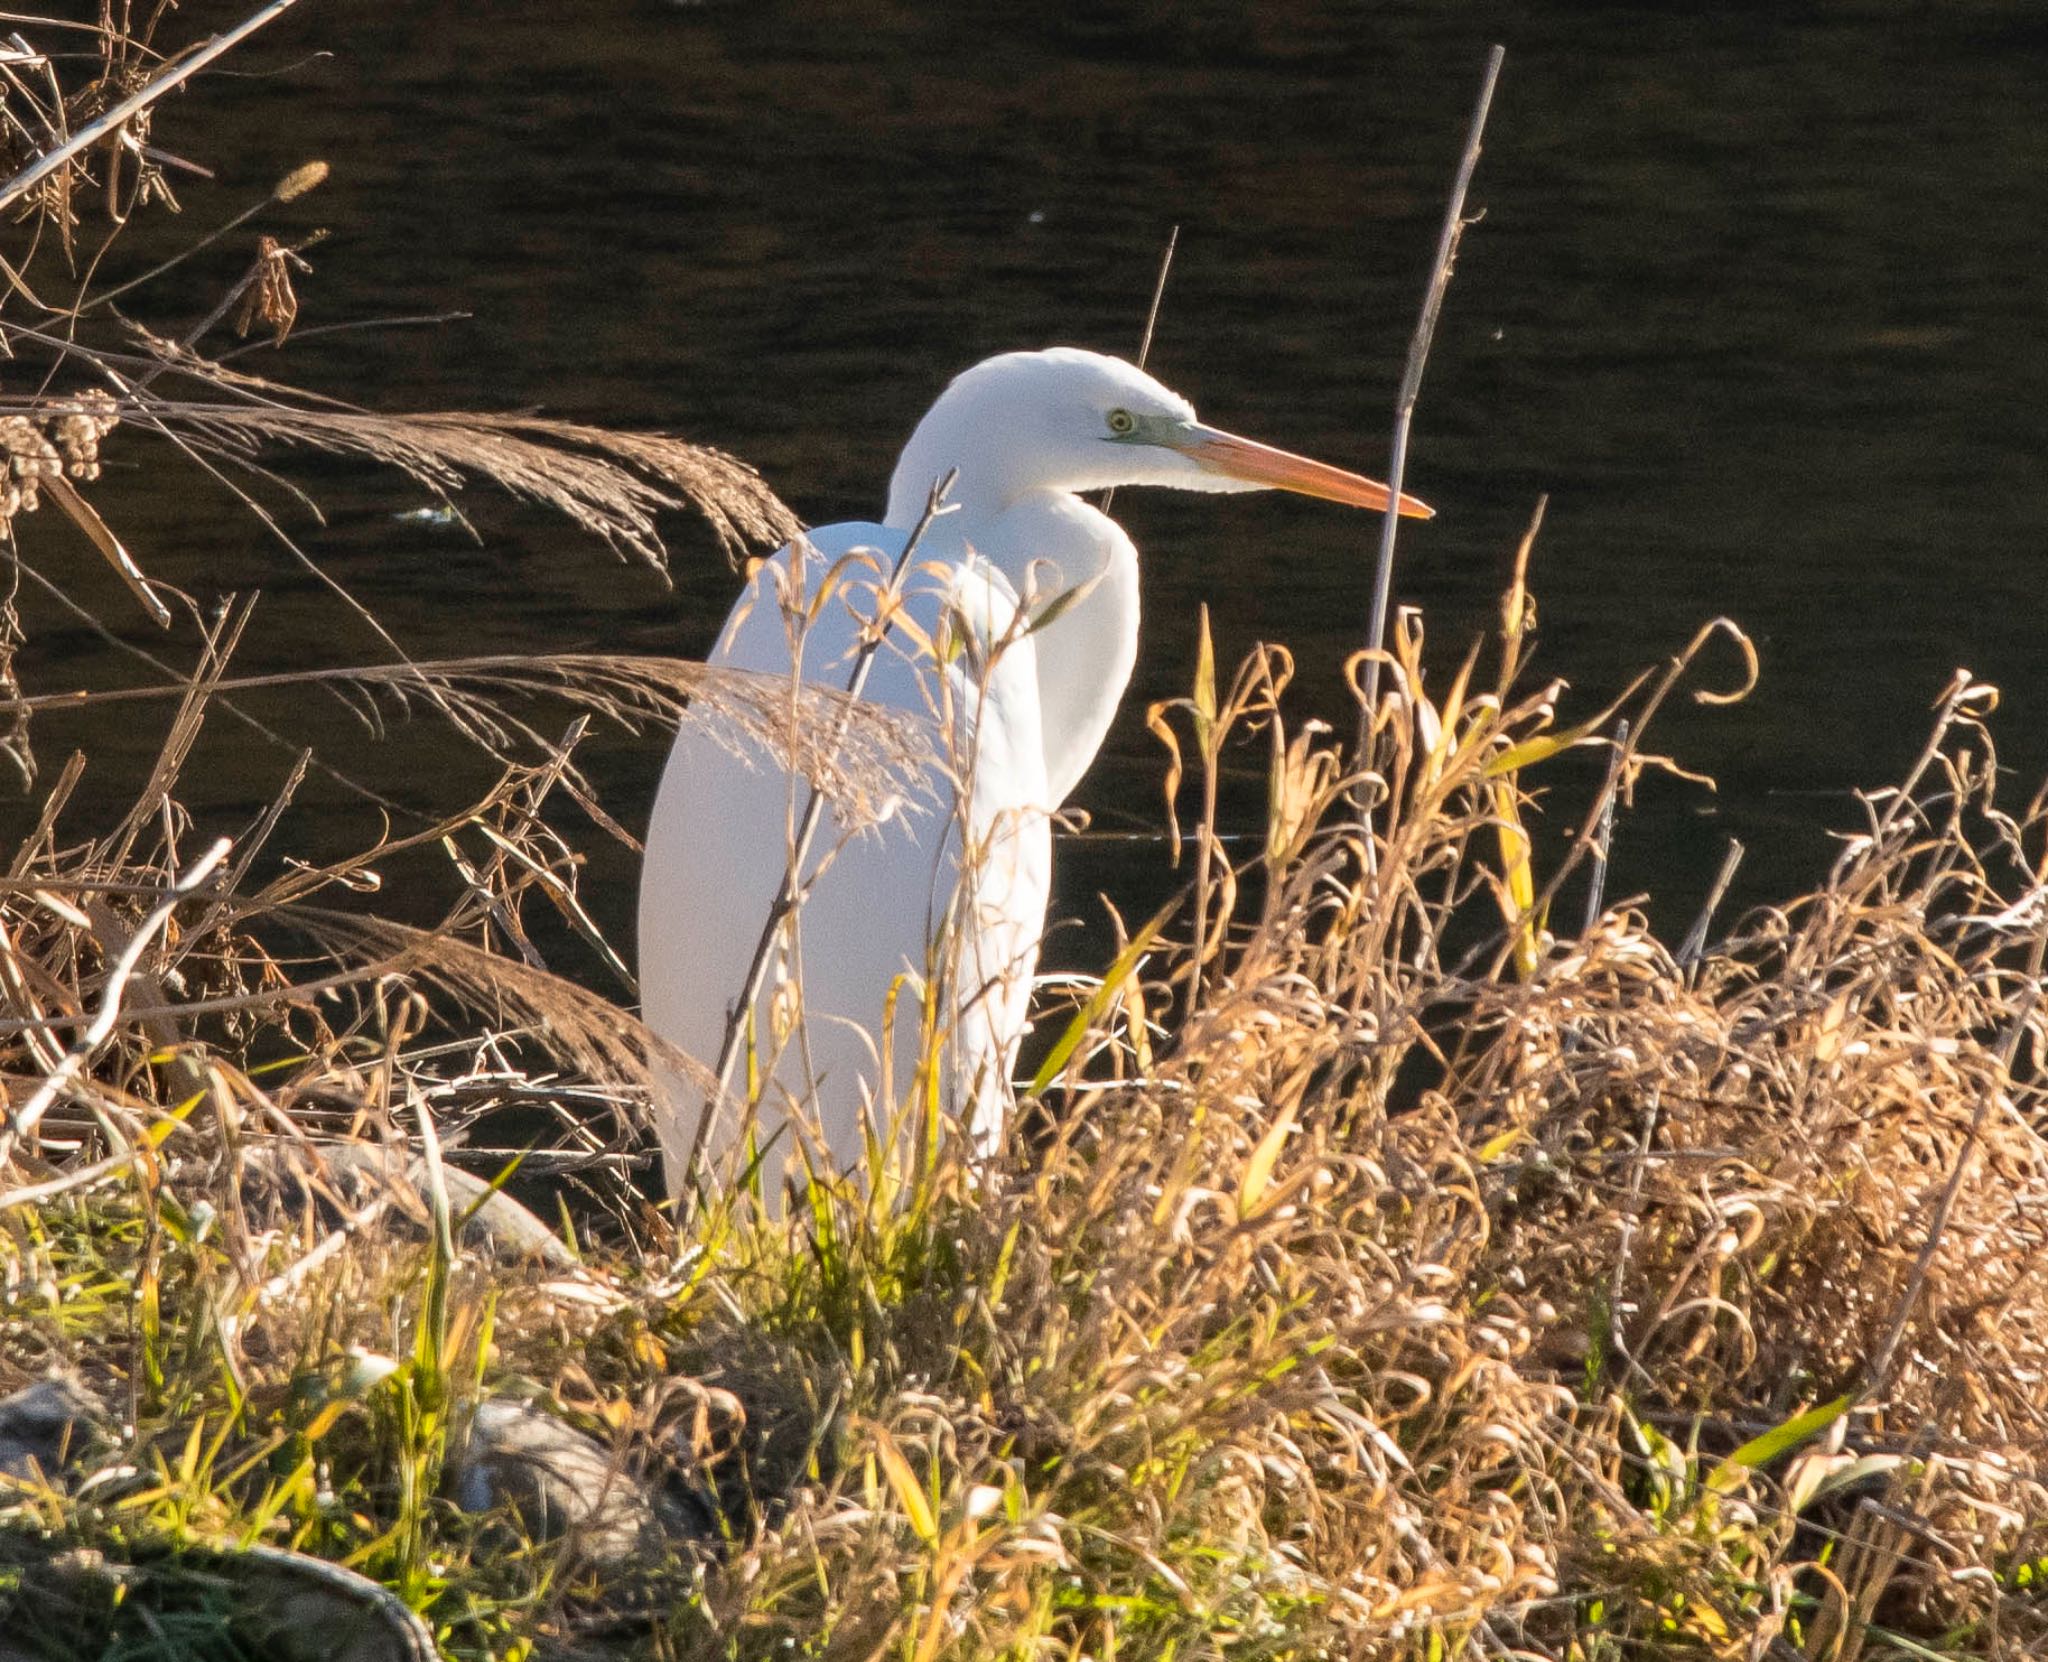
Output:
top-left (640, 347), bottom-right (1430, 1202)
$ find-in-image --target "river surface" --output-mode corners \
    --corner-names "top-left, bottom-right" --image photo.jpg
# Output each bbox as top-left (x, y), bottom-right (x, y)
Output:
top-left (18, 0), bottom-right (2048, 973)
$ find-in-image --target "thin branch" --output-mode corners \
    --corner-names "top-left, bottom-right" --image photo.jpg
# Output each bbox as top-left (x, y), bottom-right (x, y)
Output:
top-left (1134, 224), bottom-right (1179, 368)
top-left (1677, 837), bottom-right (1746, 970)
top-left (213, 311), bottom-right (471, 361)
top-left (1098, 224), bottom-right (1178, 518)
top-left (1355, 44), bottom-right (1504, 764)
top-left (0, 1138), bottom-right (145, 1212)
top-left (1581, 719), bottom-right (1629, 936)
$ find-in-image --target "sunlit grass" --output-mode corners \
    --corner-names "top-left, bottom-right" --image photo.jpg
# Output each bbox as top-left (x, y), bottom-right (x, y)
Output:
top-left (8, 561), bottom-right (2048, 1658)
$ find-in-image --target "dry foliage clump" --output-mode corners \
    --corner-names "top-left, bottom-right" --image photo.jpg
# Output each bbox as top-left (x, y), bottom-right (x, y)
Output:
top-left (5, 551), bottom-right (2048, 1662)
top-left (1483, 679), bottom-right (2048, 1443)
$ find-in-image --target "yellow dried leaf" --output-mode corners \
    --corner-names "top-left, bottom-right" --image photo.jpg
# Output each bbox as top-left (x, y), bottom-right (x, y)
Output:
top-left (862, 1419), bottom-right (937, 1546)
top-left (1239, 1102), bottom-right (1297, 1217)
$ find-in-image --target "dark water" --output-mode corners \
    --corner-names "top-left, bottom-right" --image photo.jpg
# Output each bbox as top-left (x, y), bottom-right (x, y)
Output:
top-left (21, 0), bottom-right (2048, 966)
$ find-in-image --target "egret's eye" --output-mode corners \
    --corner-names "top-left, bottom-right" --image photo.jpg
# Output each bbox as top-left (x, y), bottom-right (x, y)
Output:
top-left (1105, 407), bottom-right (1137, 437)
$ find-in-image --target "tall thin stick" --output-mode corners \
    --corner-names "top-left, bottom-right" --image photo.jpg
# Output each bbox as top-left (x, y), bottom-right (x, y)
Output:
top-left (1135, 223), bottom-right (1178, 369)
top-left (684, 473), bottom-right (959, 1191)
top-left (1355, 45), bottom-right (1505, 765)
top-left (1098, 224), bottom-right (1179, 518)
top-left (0, 0), bottom-right (308, 216)
top-left (1677, 837), bottom-right (1745, 970)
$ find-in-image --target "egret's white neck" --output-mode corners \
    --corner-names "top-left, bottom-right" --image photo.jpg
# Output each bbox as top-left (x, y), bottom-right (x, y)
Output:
top-left (982, 492), bottom-right (1140, 808)
top-left (885, 471), bottom-right (1140, 809)
top-left (884, 438), bottom-right (1031, 531)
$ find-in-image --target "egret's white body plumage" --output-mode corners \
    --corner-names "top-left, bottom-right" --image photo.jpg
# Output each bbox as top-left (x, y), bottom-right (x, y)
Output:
top-left (640, 348), bottom-right (1429, 1201)
top-left (642, 520), bottom-right (1049, 1196)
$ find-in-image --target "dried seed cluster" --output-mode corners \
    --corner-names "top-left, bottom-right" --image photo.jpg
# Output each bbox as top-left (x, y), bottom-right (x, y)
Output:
top-left (51, 390), bottom-right (119, 480)
top-left (0, 391), bottom-right (118, 524)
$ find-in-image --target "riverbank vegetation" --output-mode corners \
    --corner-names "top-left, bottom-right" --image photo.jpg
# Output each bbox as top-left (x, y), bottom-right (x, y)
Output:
top-left (0, 8), bottom-right (2044, 1661)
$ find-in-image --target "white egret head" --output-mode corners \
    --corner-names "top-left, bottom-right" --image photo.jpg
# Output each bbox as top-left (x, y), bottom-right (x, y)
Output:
top-left (886, 346), bottom-right (1433, 525)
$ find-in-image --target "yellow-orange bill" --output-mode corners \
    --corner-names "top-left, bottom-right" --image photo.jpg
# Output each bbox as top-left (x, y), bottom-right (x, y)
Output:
top-left (1178, 424), bottom-right (1435, 519)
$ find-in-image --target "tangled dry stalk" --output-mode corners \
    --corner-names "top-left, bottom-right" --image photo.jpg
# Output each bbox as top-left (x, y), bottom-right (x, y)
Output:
top-left (0, 7), bottom-right (2043, 1662)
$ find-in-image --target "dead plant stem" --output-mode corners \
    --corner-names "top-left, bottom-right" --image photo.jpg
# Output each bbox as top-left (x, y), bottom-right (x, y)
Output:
top-left (1678, 837), bottom-right (1745, 970)
top-left (1356, 45), bottom-right (1504, 771)
top-left (1580, 718), bottom-right (1629, 936)
top-left (1098, 224), bottom-right (1177, 519)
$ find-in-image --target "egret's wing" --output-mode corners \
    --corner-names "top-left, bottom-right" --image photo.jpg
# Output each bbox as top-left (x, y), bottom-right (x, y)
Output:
top-left (639, 525), bottom-right (1049, 1198)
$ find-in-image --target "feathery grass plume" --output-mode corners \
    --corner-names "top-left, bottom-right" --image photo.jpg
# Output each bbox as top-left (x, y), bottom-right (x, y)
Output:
top-left (21, 647), bottom-right (937, 835)
top-left (151, 404), bottom-right (800, 570)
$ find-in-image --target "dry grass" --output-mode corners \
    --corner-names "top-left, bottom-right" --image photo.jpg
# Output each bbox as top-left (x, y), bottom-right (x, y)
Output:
top-left (145, 404), bottom-right (799, 571)
top-left (0, 7), bottom-right (2045, 1662)
top-left (4, 536), bottom-right (2048, 1660)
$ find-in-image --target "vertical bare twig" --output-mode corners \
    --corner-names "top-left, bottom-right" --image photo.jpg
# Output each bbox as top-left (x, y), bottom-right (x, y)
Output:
top-left (1678, 837), bottom-right (1745, 970)
top-left (1356, 45), bottom-right (1505, 766)
top-left (1134, 225), bottom-right (1179, 366)
top-left (1581, 718), bottom-right (1629, 935)
top-left (1098, 224), bottom-right (1179, 519)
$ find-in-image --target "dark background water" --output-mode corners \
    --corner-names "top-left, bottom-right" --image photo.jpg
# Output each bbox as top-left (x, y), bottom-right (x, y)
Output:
top-left (18, 0), bottom-right (2048, 975)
